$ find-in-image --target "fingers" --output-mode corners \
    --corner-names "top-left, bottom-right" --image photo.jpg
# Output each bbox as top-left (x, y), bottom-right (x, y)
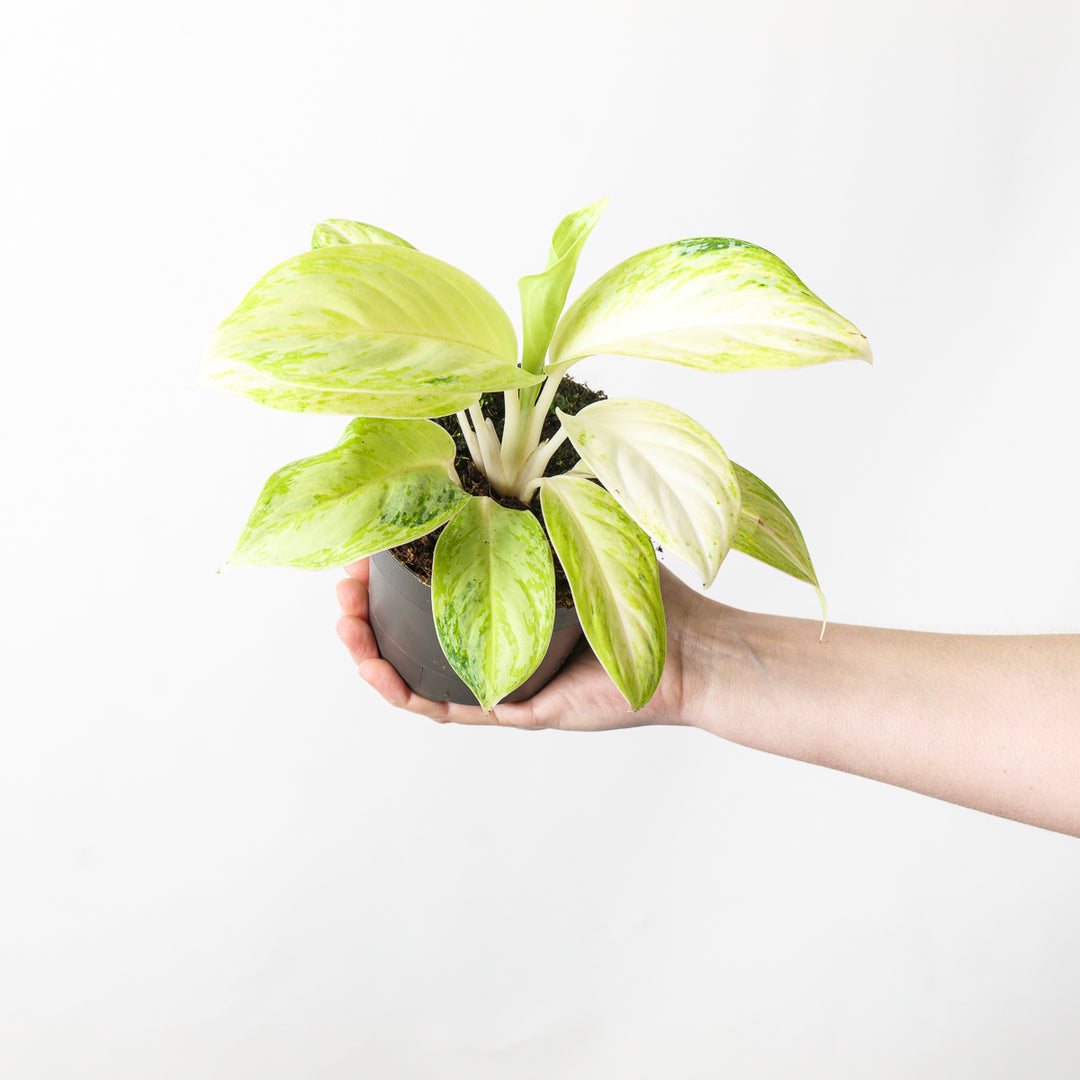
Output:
top-left (343, 557), bottom-right (370, 585)
top-left (335, 609), bottom-right (378, 663)
top-left (334, 567), bottom-right (503, 726)
top-left (336, 577), bottom-right (368, 620)
top-left (335, 556), bottom-right (557, 729)
top-left (351, 643), bottom-right (507, 727)
top-left (335, 609), bottom-right (441, 716)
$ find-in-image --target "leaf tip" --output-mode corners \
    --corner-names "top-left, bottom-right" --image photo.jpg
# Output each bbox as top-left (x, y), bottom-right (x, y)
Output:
top-left (815, 585), bottom-right (828, 641)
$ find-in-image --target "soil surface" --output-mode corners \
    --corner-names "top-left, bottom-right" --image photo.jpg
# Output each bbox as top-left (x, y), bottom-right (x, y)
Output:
top-left (390, 375), bottom-right (606, 607)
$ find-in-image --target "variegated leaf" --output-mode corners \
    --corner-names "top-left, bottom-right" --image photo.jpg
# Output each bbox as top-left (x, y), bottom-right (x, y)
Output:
top-left (732, 462), bottom-right (826, 618)
top-left (558, 399), bottom-right (740, 587)
top-left (311, 218), bottom-right (416, 250)
top-left (549, 237), bottom-right (871, 373)
top-left (199, 353), bottom-right (477, 418)
top-left (539, 475), bottom-right (665, 710)
top-left (230, 418), bottom-right (468, 569)
top-left (432, 498), bottom-right (555, 712)
top-left (518, 198), bottom-right (607, 375)
top-left (206, 245), bottom-right (538, 398)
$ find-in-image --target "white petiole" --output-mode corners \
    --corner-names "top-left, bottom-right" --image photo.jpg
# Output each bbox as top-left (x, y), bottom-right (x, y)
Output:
top-left (455, 368), bottom-right (573, 501)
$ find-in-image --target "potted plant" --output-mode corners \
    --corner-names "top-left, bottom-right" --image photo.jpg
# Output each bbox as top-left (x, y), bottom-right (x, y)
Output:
top-left (202, 199), bottom-right (871, 712)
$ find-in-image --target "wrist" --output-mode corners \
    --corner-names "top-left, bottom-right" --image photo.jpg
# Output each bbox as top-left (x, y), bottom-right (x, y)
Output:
top-left (679, 598), bottom-right (825, 757)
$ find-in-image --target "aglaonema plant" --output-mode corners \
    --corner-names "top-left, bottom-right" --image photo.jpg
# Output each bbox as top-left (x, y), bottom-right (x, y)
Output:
top-left (202, 199), bottom-right (871, 711)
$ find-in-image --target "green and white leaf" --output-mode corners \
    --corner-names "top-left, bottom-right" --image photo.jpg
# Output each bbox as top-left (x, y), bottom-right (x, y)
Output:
top-left (518, 197), bottom-right (608, 375)
top-left (230, 418), bottom-right (468, 569)
top-left (199, 352), bottom-right (477, 418)
top-left (548, 237), bottom-right (872, 373)
top-left (732, 462), bottom-right (826, 619)
top-left (540, 475), bottom-right (665, 711)
top-left (311, 218), bottom-right (416, 250)
top-left (207, 245), bottom-right (539, 398)
top-left (558, 399), bottom-right (741, 587)
top-left (432, 498), bottom-right (555, 712)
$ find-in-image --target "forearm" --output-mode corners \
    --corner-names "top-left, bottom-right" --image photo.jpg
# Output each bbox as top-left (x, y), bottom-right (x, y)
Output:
top-left (686, 604), bottom-right (1080, 836)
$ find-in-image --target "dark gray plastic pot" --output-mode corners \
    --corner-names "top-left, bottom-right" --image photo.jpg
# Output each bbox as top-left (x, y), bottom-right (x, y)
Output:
top-left (367, 548), bottom-right (583, 706)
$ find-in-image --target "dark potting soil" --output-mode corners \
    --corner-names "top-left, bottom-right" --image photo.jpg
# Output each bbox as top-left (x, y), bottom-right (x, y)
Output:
top-left (390, 375), bottom-right (606, 608)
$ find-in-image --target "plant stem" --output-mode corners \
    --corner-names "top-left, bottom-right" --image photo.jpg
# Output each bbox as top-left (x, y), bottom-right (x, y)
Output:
top-left (516, 427), bottom-right (570, 503)
top-left (500, 389), bottom-right (526, 478)
top-left (522, 362), bottom-right (572, 456)
top-left (456, 411), bottom-right (485, 472)
top-left (470, 403), bottom-right (508, 492)
top-left (523, 427), bottom-right (569, 483)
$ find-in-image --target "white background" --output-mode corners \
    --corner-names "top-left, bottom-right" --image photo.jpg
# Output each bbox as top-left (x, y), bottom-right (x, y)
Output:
top-left (3, 0), bottom-right (1080, 1076)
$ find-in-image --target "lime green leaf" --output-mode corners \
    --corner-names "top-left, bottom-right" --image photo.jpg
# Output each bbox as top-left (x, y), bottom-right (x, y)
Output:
top-left (311, 218), bottom-right (416, 250)
top-left (549, 237), bottom-right (872, 373)
top-left (432, 498), bottom-right (555, 712)
top-left (199, 352), bottom-right (477, 418)
top-left (539, 475), bottom-right (665, 710)
top-left (206, 245), bottom-right (538, 398)
top-left (558, 399), bottom-right (741, 587)
top-left (732, 462), bottom-right (826, 618)
top-left (230, 418), bottom-right (468, 569)
top-left (518, 198), bottom-right (608, 375)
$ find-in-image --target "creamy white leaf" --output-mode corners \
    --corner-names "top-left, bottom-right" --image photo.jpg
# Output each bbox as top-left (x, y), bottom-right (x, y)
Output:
top-left (550, 237), bottom-right (871, 373)
top-left (558, 398), bottom-right (741, 586)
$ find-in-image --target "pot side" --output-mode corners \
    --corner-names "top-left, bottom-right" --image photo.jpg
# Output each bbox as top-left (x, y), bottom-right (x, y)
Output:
top-left (368, 548), bottom-right (583, 706)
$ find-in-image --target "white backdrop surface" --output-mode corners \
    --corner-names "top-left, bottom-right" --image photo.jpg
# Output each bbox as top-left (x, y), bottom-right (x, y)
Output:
top-left (3, 0), bottom-right (1080, 1076)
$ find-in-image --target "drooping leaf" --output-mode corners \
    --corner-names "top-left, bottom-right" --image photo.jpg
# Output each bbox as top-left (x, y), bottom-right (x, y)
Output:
top-left (199, 352), bottom-right (477, 418)
top-left (558, 399), bottom-right (741, 587)
top-left (731, 462), bottom-right (826, 618)
top-left (206, 245), bottom-right (538, 398)
top-left (518, 198), bottom-right (608, 375)
top-left (548, 237), bottom-right (872, 373)
top-left (432, 498), bottom-right (555, 712)
top-left (311, 218), bottom-right (416, 250)
top-left (229, 418), bottom-right (468, 569)
top-left (539, 475), bottom-right (665, 710)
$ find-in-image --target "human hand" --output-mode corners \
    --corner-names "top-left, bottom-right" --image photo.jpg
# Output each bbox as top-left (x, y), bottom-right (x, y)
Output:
top-left (335, 558), bottom-right (716, 731)
top-left (341, 558), bottom-right (1080, 835)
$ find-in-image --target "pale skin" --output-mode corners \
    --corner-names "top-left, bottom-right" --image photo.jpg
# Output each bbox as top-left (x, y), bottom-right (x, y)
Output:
top-left (336, 558), bottom-right (1080, 838)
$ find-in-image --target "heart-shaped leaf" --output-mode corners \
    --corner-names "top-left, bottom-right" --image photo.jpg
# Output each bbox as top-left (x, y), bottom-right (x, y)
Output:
top-left (732, 461), bottom-right (825, 618)
top-left (549, 237), bottom-right (871, 373)
top-left (207, 245), bottom-right (539, 397)
top-left (230, 418), bottom-right (468, 569)
top-left (432, 497), bottom-right (556, 712)
top-left (311, 219), bottom-right (416, 250)
top-left (518, 198), bottom-right (607, 375)
top-left (539, 475), bottom-right (665, 710)
top-left (557, 398), bottom-right (741, 587)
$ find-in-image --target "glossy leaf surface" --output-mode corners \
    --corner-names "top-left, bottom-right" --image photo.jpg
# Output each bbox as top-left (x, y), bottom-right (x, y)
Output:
top-left (549, 238), bottom-right (871, 372)
top-left (518, 198), bottom-right (607, 375)
top-left (199, 352), bottom-right (477, 417)
top-left (207, 245), bottom-right (537, 397)
top-left (311, 218), bottom-right (416, 250)
top-left (558, 398), bottom-right (741, 587)
top-left (432, 498), bottom-right (555, 712)
top-left (540, 475), bottom-right (665, 710)
top-left (230, 418), bottom-right (468, 569)
top-left (732, 461), bottom-right (825, 617)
